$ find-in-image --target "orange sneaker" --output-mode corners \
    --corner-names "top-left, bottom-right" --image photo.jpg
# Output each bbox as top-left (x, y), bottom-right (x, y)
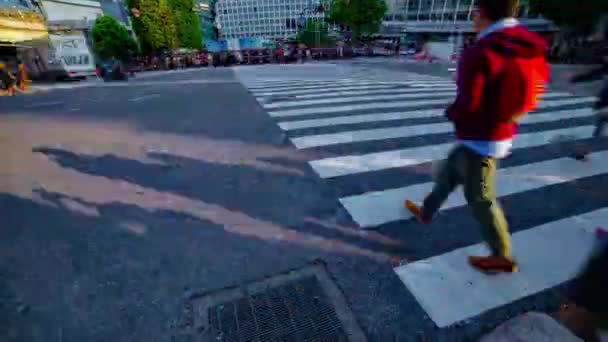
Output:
top-left (468, 256), bottom-right (517, 273)
top-left (405, 200), bottom-right (432, 224)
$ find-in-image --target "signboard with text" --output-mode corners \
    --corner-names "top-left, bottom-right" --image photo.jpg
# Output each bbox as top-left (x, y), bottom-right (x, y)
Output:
top-left (48, 32), bottom-right (96, 74)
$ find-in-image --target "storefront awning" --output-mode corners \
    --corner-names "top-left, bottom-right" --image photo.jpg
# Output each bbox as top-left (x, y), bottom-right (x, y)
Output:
top-left (0, 9), bottom-right (48, 45)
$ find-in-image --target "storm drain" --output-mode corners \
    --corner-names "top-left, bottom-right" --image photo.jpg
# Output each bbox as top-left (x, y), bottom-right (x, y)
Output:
top-left (180, 262), bottom-right (366, 342)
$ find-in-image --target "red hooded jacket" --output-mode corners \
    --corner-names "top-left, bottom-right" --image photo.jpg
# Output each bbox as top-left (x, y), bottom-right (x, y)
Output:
top-left (447, 25), bottom-right (550, 141)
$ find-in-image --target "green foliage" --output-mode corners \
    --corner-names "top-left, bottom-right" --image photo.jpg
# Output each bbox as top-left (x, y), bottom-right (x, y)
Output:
top-left (326, 0), bottom-right (387, 41)
top-left (127, 0), bottom-right (178, 53)
top-left (91, 15), bottom-right (138, 62)
top-left (168, 0), bottom-right (203, 49)
top-left (296, 18), bottom-right (334, 47)
top-left (529, 0), bottom-right (608, 34)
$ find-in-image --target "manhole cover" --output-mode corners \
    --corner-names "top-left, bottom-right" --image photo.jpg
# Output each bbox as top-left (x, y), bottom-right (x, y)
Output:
top-left (177, 262), bottom-right (366, 342)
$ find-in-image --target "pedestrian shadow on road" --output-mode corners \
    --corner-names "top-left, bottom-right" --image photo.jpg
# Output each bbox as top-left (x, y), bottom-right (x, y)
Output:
top-left (31, 146), bottom-right (407, 262)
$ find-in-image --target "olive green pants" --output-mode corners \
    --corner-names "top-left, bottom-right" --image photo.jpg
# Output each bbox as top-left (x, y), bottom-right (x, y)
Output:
top-left (423, 145), bottom-right (512, 257)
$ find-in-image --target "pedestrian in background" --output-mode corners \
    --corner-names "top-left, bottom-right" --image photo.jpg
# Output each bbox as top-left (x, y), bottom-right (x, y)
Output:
top-left (16, 60), bottom-right (29, 92)
top-left (405, 0), bottom-right (549, 273)
top-left (569, 18), bottom-right (608, 161)
top-left (0, 62), bottom-right (16, 96)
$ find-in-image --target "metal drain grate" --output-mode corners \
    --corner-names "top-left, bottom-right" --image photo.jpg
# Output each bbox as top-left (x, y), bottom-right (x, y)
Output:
top-left (181, 262), bottom-right (366, 342)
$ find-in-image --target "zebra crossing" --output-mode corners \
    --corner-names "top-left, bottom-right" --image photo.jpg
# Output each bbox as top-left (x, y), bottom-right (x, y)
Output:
top-left (242, 73), bottom-right (606, 329)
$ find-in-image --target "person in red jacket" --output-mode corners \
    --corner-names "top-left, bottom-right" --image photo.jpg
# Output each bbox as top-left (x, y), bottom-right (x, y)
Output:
top-left (405, 0), bottom-right (550, 273)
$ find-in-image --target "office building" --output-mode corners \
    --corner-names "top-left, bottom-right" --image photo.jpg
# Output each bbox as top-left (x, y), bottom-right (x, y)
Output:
top-left (194, 0), bottom-right (214, 42)
top-left (382, 0), bottom-right (554, 35)
top-left (213, 0), bottom-right (326, 40)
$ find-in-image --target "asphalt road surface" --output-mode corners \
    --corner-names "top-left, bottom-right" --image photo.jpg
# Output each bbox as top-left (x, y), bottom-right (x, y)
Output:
top-left (0, 61), bottom-right (605, 341)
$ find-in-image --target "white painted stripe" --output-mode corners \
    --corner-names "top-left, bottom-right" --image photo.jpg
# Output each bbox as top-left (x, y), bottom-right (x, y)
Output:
top-left (340, 148), bottom-right (608, 227)
top-left (248, 80), bottom-right (404, 91)
top-left (278, 104), bottom-right (591, 131)
top-left (279, 110), bottom-right (446, 130)
top-left (250, 80), bottom-right (455, 93)
top-left (25, 101), bottom-right (65, 108)
top-left (253, 84), bottom-right (417, 97)
top-left (269, 99), bottom-right (452, 117)
top-left (269, 96), bottom-right (595, 118)
top-left (259, 86), bottom-right (458, 102)
top-left (129, 93), bottom-right (161, 102)
top-left (263, 91), bottom-right (457, 109)
top-left (394, 208), bottom-right (605, 328)
top-left (291, 108), bottom-right (594, 148)
top-left (247, 79), bottom-right (366, 89)
top-left (249, 78), bottom-right (354, 85)
top-left (264, 91), bottom-right (572, 110)
top-left (310, 125), bottom-right (595, 179)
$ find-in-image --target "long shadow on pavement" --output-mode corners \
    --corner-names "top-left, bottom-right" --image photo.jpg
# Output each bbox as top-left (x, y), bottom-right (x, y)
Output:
top-left (31, 146), bottom-right (406, 261)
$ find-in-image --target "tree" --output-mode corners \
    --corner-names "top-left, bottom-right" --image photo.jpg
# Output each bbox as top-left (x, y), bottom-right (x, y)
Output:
top-left (326, 0), bottom-right (387, 42)
top-left (127, 0), bottom-right (178, 53)
top-left (296, 18), bottom-right (334, 47)
top-left (529, 0), bottom-right (608, 34)
top-left (91, 15), bottom-right (139, 62)
top-left (168, 0), bottom-right (203, 49)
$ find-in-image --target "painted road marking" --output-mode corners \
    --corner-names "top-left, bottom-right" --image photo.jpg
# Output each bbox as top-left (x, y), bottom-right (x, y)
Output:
top-left (263, 91), bottom-right (458, 109)
top-left (309, 125), bottom-right (595, 179)
top-left (257, 86), bottom-right (458, 102)
top-left (249, 80), bottom-right (455, 93)
top-left (129, 93), bottom-right (161, 102)
top-left (395, 207), bottom-right (607, 328)
top-left (253, 84), bottom-right (452, 98)
top-left (24, 101), bottom-right (65, 108)
top-left (290, 107), bottom-right (594, 149)
top-left (278, 103), bottom-right (591, 131)
top-left (340, 149), bottom-right (608, 227)
top-left (269, 96), bottom-right (596, 118)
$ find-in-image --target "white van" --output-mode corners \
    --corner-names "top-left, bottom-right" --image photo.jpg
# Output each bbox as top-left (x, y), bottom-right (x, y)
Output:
top-left (47, 32), bottom-right (97, 80)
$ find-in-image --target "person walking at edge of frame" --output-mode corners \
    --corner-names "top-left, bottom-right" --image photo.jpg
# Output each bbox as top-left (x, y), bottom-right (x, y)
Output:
top-left (570, 18), bottom-right (608, 161)
top-left (404, 0), bottom-right (550, 273)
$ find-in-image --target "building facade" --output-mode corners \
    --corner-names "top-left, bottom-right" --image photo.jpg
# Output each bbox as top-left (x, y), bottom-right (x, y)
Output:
top-left (99, 0), bottom-right (133, 35)
top-left (194, 0), bottom-right (214, 44)
top-left (213, 0), bottom-right (326, 40)
top-left (381, 0), bottom-right (552, 36)
top-left (0, 0), bottom-right (49, 77)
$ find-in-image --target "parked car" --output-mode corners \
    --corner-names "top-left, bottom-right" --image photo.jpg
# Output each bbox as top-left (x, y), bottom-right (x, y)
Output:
top-left (99, 60), bottom-right (128, 81)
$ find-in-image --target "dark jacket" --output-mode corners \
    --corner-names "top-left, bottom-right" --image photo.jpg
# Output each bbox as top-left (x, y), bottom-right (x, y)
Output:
top-left (447, 25), bottom-right (550, 141)
top-left (571, 44), bottom-right (608, 110)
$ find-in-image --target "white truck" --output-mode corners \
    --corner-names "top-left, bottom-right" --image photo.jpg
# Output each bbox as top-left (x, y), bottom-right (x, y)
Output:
top-left (47, 31), bottom-right (97, 80)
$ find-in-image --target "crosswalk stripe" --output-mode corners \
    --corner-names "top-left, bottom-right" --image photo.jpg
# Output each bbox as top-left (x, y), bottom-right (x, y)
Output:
top-left (340, 149), bottom-right (608, 227)
top-left (247, 79), bottom-right (400, 91)
top-left (278, 103), bottom-right (591, 131)
top-left (279, 110), bottom-right (449, 130)
top-left (263, 91), bottom-right (458, 109)
top-left (249, 79), bottom-right (355, 86)
top-left (253, 84), bottom-right (432, 97)
top-left (394, 207), bottom-right (606, 328)
top-left (247, 79), bottom-right (376, 90)
top-left (290, 108), bottom-right (595, 148)
top-left (269, 99), bottom-right (452, 117)
top-left (309, 125), bottom-right (595, 179)
top-left (264, 91), bottom-right (573, 110)
top-left (250, 80), bottom-right (455, 93)
top-left (258, 86), bottom-right (459, 102)
top-left (269, 96), bottom-right (596, 118)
